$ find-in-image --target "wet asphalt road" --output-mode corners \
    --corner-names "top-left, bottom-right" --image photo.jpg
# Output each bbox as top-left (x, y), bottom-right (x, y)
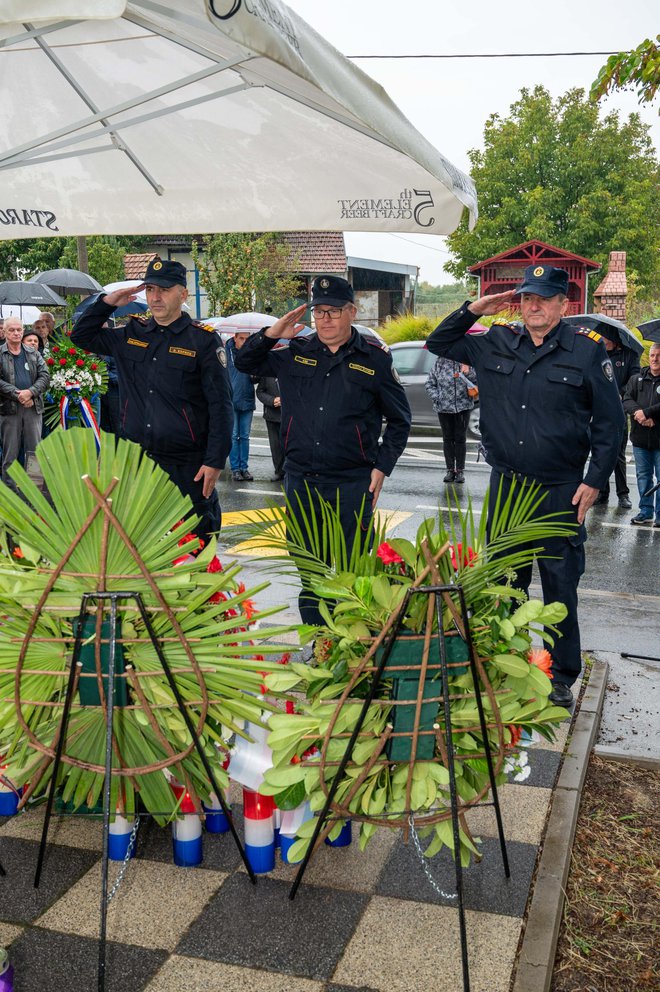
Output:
top-left (215, 421), bottom-right (659, 758)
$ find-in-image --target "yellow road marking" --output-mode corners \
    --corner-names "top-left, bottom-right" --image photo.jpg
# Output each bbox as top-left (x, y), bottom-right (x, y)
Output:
top-left (222, 506), bottom-right (412, 557)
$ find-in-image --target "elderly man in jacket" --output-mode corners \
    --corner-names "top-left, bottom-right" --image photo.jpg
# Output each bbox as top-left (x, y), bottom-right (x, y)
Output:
top-left (0, 317), bottom-right (50, 489)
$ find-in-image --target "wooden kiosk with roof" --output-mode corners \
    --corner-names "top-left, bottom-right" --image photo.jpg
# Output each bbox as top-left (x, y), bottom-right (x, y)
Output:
top-left (468, 240), bottom-right (601, 315)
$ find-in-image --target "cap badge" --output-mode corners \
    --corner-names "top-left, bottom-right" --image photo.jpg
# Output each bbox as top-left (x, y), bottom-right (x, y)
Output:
top-left (533, 267), bottom-right (544, 277)
top-left (152, 261), bottom-right (162, 270)
top-left (320, 277), bottom-right (330, 289)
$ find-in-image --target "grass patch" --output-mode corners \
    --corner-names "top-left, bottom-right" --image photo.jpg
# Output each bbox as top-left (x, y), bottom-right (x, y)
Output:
top-left (551, 755), bottom-right (659, 992)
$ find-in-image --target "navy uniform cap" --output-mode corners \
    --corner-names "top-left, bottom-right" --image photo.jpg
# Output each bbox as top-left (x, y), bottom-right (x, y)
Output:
top-left (144, 258), bottom-right (187, 288)
top-left (311, 275), bottom-right (354, 308)
top-left (515, 265), bottom-right (569, 298)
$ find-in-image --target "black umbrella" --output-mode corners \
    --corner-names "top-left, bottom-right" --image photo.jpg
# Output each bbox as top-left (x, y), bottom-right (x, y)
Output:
top-left (29, 268), bottom-right (102, 296)
top-left (563, 313), bottom-right (644, 356)
top-left (637, 319), bottom-right (660, 345)
top-left (0, 280), bottom-right (66, 309)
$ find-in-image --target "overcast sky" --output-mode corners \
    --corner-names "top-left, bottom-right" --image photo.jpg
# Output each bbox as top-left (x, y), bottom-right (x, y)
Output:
top-left (285, 0), bottom-right (659, 284)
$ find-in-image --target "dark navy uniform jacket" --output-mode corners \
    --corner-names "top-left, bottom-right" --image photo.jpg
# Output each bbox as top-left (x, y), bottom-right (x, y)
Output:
top-left (234, 327), bottom-right (411, 478)
top-left (72, 298), bottom-right (233, 467)
top-left (609, 346), bottom-right (640, 398)
top-left (427, 302), bottom-right (624, 490)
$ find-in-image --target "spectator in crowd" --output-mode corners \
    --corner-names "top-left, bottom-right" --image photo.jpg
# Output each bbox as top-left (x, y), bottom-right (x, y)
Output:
top-left (256, 375), bottom-right (284, 481)
top-left (226, 331), bottom-right (256, 482)
top-left (72, 259), bottom-right (233, 547)
top-left (0, 317), bottom-right (50, 490)
top-left (426, 265), bottom-right (623, 709)
top-left (22, 330), bottom-right (42, 352)
top-left (623, 341), bottom-right (660, 526)
top-left (594, 333), bottom-right (640, 509)
top-left (0, 318), bottom-right (5, 341)
top-left (33, 312), bottom-right (55, 352)
top-left (425, 356), bottom-right (477, 484)
top-left (235, 275), bottom-right (411, 625)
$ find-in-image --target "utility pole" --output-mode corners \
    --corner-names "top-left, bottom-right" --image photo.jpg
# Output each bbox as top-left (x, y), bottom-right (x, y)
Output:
top-left (77, 236), bottom-right (89, 273)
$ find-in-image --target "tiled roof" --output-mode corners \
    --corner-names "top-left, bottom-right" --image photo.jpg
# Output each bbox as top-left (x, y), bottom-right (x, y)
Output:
top-left (280, 232), bottom-right (346, 273)
top-left (124, 253), bottom-right (159, 280)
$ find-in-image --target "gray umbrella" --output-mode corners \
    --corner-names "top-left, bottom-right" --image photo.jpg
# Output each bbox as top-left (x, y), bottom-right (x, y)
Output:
top-left (563, 313), bottom-right (644, 356)
top-left (0, 280), bottom-right (66, 308)
top-left (637, 319), bottom-right (660, 345)
top-left (29, 268), bottom-right (102, 296)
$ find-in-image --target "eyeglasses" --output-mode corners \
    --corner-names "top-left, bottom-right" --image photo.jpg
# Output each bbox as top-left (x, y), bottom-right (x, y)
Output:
top-left (311, 306), bottom-right (346, 320)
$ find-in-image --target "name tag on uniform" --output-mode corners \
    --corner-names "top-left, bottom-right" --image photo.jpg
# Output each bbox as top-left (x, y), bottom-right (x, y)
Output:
top-left (349, 362), bottom-right (375, 376)
top-left (127, 337), bottom-right (148, 348)
top-left (168, 346), bottom-right (196, 358)
top-left (294, 355), bottom-right (317, 367)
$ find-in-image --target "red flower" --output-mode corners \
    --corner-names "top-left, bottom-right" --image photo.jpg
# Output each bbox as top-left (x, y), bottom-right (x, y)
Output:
top-left (508, 724), bottom-right (522, 746)
top-left (377, 542), bottom-right (404, 565)
top-left (528, 648), bottom-right (553, 679)
top-left (68, 347), bottom-right (77, 355)
top-left (90, 363), bottom-right (98, 370)
top-left (46, 358), bottom-right (55, 366)
top-left (12, 546), bottom-right (24, 559)
top-left (75, 358), bottom-right (85, 367)
top-left (59, 358), bottom-right (67, 366)
top-left (449, 543), bottom-right (477, 569)
top-left (51, 345), bottom-right (60, 353)
top-left (207, 556), bottom-right (223, 573)
top-left (209, 590), bottom-right (228, 604)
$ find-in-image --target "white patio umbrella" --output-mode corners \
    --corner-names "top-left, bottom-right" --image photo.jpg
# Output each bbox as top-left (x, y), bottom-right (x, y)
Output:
top-left (103, 280), bottom-right (148, 305)
top-left (0, 1), bottom-right (476, 240)
top-left (0, 304), bottom-right (41, 324)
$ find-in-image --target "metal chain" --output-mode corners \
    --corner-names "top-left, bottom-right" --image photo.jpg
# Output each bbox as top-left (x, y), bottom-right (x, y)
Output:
top-left (408, 813), bottom-right (457, 901)
top-left (106, 818), bottom-right (140, 905)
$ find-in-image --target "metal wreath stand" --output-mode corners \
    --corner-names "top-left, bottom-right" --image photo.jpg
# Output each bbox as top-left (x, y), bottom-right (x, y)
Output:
top-left (10, 475), bottom-right (255, 992)
top-left (289, 540), bottom-right (512, 992)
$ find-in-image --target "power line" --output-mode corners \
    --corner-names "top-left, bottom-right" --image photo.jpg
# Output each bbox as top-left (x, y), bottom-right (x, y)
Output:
top-left (390, 234), bottom-right (451, 254)
top-left (347, 51), bottom-right (619, 59)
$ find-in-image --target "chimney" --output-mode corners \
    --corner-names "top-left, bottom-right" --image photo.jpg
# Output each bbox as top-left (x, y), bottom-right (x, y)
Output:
top-left (593, 251), bottom-right (627, 322)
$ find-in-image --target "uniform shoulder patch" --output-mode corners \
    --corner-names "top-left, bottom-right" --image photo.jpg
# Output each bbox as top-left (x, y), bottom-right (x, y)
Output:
top-left (491, 320), bottom-right (520, 334)
top-left (216, 345), bottom-right (227, 368)
top-left (191, 319), bottom-right (215, 333)
top-left (130, 314), bottom-right (150, 326)
top-left (575, 327), bottom-right (603, 344)
top-left (601, 358), bottom-right (614, 381)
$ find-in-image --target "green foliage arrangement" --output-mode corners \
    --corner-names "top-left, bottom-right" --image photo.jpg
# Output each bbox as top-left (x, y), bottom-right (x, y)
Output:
top-left (378, 311), bottom-right (435, 344)
top-left (243, 485), bottom-right (575, 864)
top-left (591, 36), bottom-right (660, 105)
top-left (0, 430), bottom-right (293, 823)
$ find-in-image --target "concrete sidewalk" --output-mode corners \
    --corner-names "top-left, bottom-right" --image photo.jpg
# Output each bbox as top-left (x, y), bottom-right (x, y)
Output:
top-left (0, 671), bottom-right (604, 992)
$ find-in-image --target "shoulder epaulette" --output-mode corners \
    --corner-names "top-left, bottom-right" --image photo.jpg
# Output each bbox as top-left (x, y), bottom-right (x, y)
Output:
top-left (130, 314), bottom-right (150, 326)
top-left (191, 320), bottom-right (216, 333)
top-left (575, 327), bottom-right (603, 343)
top-left (491, 320), bottom-right (522, 334)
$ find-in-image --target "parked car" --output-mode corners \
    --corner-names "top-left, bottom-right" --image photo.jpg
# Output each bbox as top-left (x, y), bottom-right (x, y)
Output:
top-left (389, 340), bottom-right (481, 438)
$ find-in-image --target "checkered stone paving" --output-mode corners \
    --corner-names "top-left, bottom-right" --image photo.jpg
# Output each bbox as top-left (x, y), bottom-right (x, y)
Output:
top-left (0, 712), bottom-right (571, 992)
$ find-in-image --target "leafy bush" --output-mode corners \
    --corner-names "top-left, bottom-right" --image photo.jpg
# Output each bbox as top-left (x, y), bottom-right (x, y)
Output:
top-left (378, 312), bottom-right (435, 344)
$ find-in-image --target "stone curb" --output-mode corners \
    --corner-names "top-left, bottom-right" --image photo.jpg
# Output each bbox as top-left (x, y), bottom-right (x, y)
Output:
top-left (592, 745), bottom-right (660, 771)
top-left (511, 657), bottom-right (608, 992)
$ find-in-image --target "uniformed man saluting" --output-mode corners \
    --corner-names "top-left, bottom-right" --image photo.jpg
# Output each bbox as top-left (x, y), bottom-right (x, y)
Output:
top-left (427, 265), bottom-right (624, 708)
top-left (235, 275), bottom-right (411, 625)
top-left (72, 258), bottom-right (233, 546)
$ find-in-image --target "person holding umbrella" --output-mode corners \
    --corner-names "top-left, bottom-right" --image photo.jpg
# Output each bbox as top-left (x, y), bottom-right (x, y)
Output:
top-left (623, 342), bottom-right (660, 527)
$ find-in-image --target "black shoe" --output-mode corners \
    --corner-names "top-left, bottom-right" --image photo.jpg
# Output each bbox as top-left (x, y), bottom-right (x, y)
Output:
top-left (617, 495), bottom-right (632, 509)
top-left (231, 470), bottom-right (243, 481)
top-left (594, 492), bottom-right (609, 505)
top-left (454, 470), bottom-right (465, 484)
top-left (240, 470), bottom-right (254, 481)
top-left (443, 470), bottom-right (455, 483)
top-left (631, 514), bottom-right (653, 526)
top-left (548, 683), bottom-right (574, 708)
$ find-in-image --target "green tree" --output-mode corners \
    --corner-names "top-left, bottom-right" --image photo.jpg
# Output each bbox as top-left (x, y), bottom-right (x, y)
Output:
top-left (191, 233), bottom-right (304, 316)
top-left (445, 87), bottom-right (660, 299)
top-left (0, 235), bottom-right (147, 284)
top-left (591, 36), bottom-right (660, 105)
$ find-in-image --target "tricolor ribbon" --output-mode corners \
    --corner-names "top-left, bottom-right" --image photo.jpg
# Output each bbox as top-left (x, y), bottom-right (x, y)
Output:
top-left (59, 382), bottom-right (101, 452)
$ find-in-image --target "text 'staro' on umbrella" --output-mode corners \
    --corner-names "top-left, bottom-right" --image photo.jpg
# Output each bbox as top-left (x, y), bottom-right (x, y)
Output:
top-left (0, 2), bottom-right (476, 240)
top-left (637, 319), bottom-right (660, 345)
top-left (29, 268), bottom-right (103, 296)
top-left (0, 281), bottom-right (66, 308)
top-left (563, 313), bottom-right (644, 356)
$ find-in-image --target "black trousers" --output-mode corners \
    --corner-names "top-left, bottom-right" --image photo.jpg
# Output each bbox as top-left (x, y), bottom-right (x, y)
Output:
top-left (284, 471), bottom-right (373, 626)
top-left (438, 410), bottom-right (470, 472)
top-left (265, 419), bottom-right (284, 477)
top-left (488, 471), bottom-right (586, 687)
top-left (600, 421), bottom-right (629, 497)
top-left (151, 455), bottom-right (222, 550)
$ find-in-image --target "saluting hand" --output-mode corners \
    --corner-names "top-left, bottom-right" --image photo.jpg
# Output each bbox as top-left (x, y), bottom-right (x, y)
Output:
top-left (468, 290), bottom-right (516, 317)
top-left (103, 284), bottom-right (145, 309)
top-left (264, 304), bottom-right (308, 340)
